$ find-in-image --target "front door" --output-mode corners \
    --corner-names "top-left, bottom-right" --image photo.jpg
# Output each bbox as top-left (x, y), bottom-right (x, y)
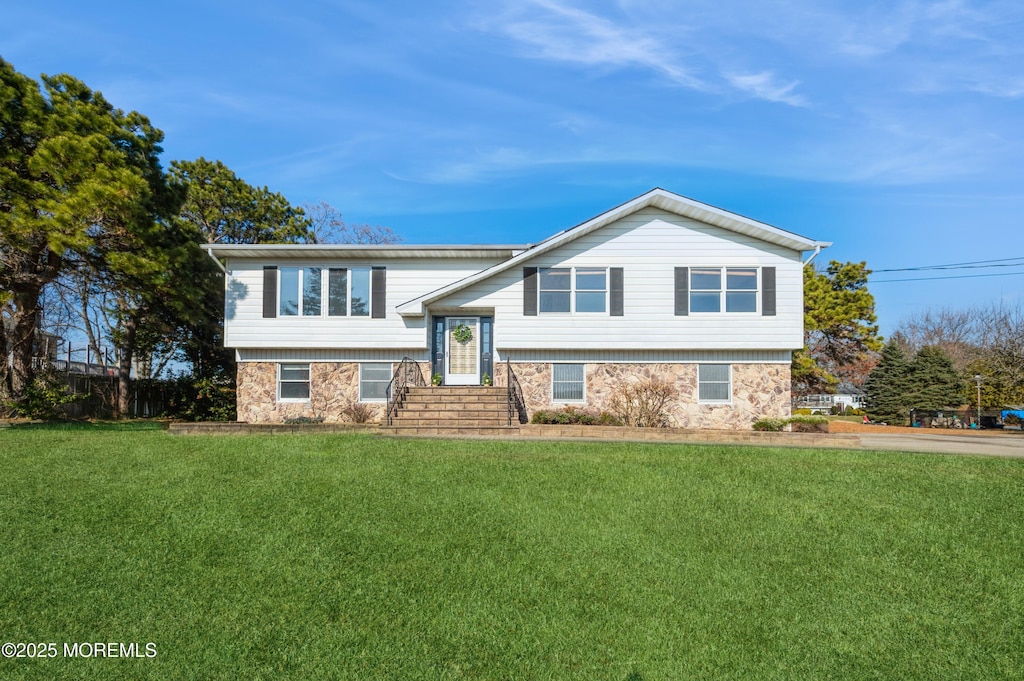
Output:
top-left (445, 317), bottom-right (480, 385)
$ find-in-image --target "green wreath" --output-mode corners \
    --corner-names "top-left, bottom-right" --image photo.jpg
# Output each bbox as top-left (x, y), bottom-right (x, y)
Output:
top-left (452, 324), bottom-right (473, 344)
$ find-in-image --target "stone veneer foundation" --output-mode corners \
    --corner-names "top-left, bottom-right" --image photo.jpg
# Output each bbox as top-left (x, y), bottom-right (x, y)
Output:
top-left (238, 360), bottom-right (789, 430)
top-left (236, 361), bottom-right (427, 424)
top-left (497, 362), bottom-right (790, 430)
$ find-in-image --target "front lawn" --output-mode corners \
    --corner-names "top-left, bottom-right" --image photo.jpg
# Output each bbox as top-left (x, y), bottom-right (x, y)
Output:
top-left (1, 424), bottom-right (1022, 679)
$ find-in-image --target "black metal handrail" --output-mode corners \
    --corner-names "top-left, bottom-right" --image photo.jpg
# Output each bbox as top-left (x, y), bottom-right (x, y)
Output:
top-left (506, 359), bottom-right (528, 426)
top-left (385, 357), bottom-right (426, 425)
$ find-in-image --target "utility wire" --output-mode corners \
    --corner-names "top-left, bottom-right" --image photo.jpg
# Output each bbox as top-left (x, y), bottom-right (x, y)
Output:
top-left (871, 270), bottom-right (1024, 283)
top-left (873, 256), bottom-right (1024, 273)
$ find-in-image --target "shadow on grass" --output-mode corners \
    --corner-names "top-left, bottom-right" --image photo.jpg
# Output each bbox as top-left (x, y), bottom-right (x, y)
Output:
top-left (10, 419), bottom-right (168, 432)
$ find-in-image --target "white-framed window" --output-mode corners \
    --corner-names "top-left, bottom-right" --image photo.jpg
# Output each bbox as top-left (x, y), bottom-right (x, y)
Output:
top-left (690, 267), bottom-right (758, 313)
top-left (359, 363), bottom-right (392, 401)
top-left (698, 364), bottom-right (731, 403)
top-left (279, 266), bottom-right (374, 317)
top-left (539, 267), bottom-right (608, 314)
top-left (278, 363), bottom-right (310, 401)
top-left (552, 363), bottom-right (585, 402)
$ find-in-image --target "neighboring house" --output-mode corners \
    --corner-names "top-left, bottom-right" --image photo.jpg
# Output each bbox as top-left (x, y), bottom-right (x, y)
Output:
top-left (203, 188), bottom-right (830, 429)
top-left (794, 393), bottom-right (865, 413)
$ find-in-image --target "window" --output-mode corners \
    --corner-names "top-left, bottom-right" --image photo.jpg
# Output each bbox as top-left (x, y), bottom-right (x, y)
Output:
top-left (279, 267), bottom-right (323, 316)
top-left (328, 268), bottom-right (347, 316)
top-left (552, 364), bottom-right (585, 402)
top-left (350, 268), bottom-right (370, 317)
top-left (575, 268), bottom-right (607, 313)
top-left (690, 267), bottom-right (758, 313)
top-left (279, 363), bottom-right (310, 401)
top-left (360, 363), bottom-right (392, 401)
top-left (698, 364), bottom-right (731, 402)
top-left (279, 267), bottom-right (300, 316)
top-left (538, 267), bottom-right (608, 314)
top-left (277, 266), bottom-right (378, 317)
top-left (539, 268), bottom-right (571, 313)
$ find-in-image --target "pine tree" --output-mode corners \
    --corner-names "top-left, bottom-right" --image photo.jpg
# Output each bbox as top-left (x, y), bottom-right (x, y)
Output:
top-left (864, 341), bottom-right (910, 423)
top-left (907, 346), bottom-right (964, 411)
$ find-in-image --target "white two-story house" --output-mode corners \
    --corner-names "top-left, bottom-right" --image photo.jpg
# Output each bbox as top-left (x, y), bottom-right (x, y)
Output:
top-left (203, 188), bottom-right (829, 429)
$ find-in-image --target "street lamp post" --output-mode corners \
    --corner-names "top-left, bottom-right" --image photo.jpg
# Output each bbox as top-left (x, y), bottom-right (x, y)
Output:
top-left (974, 374), bottom-right (983, 428)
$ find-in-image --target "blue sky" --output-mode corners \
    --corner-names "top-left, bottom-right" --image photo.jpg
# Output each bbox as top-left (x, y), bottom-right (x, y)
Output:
top-left (3, 0), bottom-right (1023, 335)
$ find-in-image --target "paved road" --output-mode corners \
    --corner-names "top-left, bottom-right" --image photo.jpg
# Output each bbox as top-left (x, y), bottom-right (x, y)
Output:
top-left (856, 431), bottom-right (1024, 458)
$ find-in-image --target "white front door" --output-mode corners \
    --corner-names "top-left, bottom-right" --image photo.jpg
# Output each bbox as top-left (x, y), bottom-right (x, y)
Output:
top-left (445, 317), bottom-right (480, 385)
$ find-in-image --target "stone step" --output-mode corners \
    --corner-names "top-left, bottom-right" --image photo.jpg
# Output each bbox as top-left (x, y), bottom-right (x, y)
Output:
top-left (391, 417), bottom-right (511, 427)
top-left (395, 406), bottom-right (507, 417)
top-left (385, 425), bottom-right (521, 438)
top-left (406, 386), bottom-right (506, 396)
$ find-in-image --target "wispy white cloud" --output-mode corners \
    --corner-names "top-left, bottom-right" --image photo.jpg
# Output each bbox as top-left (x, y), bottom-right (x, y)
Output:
top-left (725, 71), bottom-right (807, 107)
top-left (484, 0), bottom-right (706, 90)
top-left (475, 0), bottom-right (811, 107)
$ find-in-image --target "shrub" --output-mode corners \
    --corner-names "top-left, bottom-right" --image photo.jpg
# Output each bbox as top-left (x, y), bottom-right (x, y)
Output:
top-left (342, 402), bottom-right (374, 424)
top-left (530, 406), bottom-right (621, 426)
top-left (284, 416), bottom-right (324, 425)
top-left (167, 375), bottom-right (236, 422)
top-left (6, 369), bottom-right (82, 420)
top-left (752, 418), bottom-right (787, 432)
top-left (610, 378), bottom-right (677, 428)
top-left (792, 408), bottom-right (814, 415)
top-left (788, 415), bottom-right (829, 433)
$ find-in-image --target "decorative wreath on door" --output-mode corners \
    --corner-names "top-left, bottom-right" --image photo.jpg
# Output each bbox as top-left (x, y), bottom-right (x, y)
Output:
top-left (452, 324), bottom-right (473, 344)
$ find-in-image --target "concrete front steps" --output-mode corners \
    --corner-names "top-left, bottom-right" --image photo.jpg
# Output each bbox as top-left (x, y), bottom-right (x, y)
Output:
top-left (386, 385), bottom-right (521, 437)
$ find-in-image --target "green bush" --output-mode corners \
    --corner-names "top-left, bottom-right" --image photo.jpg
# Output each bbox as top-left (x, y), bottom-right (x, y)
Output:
top-left (753, 418), bottom-right (787, 432)
top-left (792, 408), bottom-right (813, 415)
top-left (6, 370), bottom-right (82, 420)
top-left (530, 406), bottom-right (621, 426)
top-left (166, 375), bottom-right (236, 421)
top-left (788, 415), bottom-right (829, 433)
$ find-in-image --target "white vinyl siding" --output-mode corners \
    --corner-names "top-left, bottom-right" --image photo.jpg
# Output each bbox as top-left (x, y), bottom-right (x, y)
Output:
top-left (359, 363), bottom-right (392, 401)
top-left (433, 207), bottom-right (804, 351)
top-left (552, 364), bottom-right (585, 402)
top-left (278, 363), bottom-right (310, 401)
top-left (698, 364), bottom-right (731, 402)
top-left (223, 258), bottom-right (502, 349)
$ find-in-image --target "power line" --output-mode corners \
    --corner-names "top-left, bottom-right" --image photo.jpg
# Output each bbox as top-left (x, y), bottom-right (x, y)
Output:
top-left (873, 256), bottom-right (1024, 273)
top-left (870, 270), bottom-right (1024, 283)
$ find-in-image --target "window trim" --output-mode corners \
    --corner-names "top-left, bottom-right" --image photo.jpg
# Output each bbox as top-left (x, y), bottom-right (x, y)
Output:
top-left (697, 363), bottom-right (732, 404)
top-left (359, 362), bottom-right (393, 403)
top-left (277, 362), bottom-right (311, 403)
top-left (551, 363), bottom-right (586, 403)
top-left (537, 266), bottom-right (610, 315)
top-left (689, 267), bottom-right (760, 315)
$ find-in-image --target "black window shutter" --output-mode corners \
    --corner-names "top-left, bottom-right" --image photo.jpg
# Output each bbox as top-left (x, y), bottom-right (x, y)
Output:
top-left (263, 266), bottom-right (277, 318)
top-left (762, 266), bottom-right (776, 316)
top-left (371, 267), bottom-right (386, 319)
top-left (610, 267), bottom-right (624, 316)
top-left (523, 267), bottom-right (538, 316)
top-left (674, 267), bottom-right (689, 316)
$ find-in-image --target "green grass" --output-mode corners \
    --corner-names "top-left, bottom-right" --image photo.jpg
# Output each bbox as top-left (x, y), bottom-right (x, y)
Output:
top-left (1, 424), bottom-right (1022, 680)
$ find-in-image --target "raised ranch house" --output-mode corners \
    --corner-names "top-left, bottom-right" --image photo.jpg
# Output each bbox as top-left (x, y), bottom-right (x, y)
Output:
top-left (203, 188), bottom-right (830, 431)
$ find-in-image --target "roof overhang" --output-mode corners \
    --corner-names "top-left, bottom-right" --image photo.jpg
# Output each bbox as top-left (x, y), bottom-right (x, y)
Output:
top-left (396, 188), bottom-right (831, 316)
top-left (201, 244), bottom-right (528, 260)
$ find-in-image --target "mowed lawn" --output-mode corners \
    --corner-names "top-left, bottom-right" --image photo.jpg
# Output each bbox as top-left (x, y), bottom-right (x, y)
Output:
top-left (1, 424), bottom-right (1022, 680)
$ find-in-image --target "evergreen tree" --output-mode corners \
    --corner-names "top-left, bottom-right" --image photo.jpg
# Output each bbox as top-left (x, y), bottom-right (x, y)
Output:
top-left (906, 346), bottom-right (963, 411)
top-left (864, 340), bottom-right (910, 423)
top-left (794, 261), bottom-right (883, 396)
top-left (0, 58), bottom-right (170, 402)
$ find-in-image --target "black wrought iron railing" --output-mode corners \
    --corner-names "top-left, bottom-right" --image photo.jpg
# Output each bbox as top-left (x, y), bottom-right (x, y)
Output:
top-left (506, 360), bottom-right (528, 426)
top-left (385, 357), bottom-right (426, 425)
